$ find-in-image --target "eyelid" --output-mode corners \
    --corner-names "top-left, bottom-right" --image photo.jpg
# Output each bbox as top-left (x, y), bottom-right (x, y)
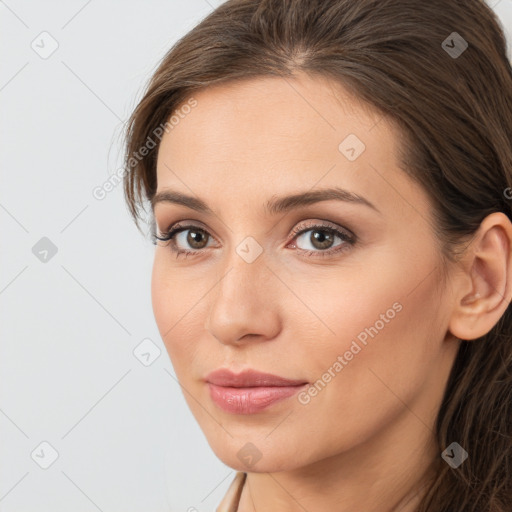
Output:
top-left (155, 217), bottom-right (207, 236)
top-left (154, 221), bottom-right (216, 244)
top-left (288, 219), bottom-right (355, 242)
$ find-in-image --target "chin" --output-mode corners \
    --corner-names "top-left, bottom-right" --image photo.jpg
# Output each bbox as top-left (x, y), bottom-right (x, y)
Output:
top-left (207, 436), bottom-right (307, 473)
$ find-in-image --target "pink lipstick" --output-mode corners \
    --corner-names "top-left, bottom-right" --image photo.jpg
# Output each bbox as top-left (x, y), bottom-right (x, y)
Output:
top-left (205, 369), bottom-right (308, 414)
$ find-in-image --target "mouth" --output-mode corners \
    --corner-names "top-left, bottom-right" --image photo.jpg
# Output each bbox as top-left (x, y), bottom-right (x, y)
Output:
top-left (204, 368), bottom-right (309, 414)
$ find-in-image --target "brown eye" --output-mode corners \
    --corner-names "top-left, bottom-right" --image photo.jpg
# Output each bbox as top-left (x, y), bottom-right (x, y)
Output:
top-left (184, 228), bottom-right (209, 249)
top-left (309, 229), bottom-right (336, 250)
top-left (154, 223), bottom-right (215, 254)
top-left (293, 227), bottom-right (348, 252)
top-left (169, 227), bottom-right (211, 250)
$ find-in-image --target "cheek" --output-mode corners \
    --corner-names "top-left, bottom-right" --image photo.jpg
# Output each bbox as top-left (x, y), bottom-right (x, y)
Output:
top-left (151, 254), bottom-right (196, 364)
top-left (151, 255), bottom-right (171, 336)
top-left (289, 243), bottom-right (443, 382)
top-left (294, 257), bottom-right (444, 427)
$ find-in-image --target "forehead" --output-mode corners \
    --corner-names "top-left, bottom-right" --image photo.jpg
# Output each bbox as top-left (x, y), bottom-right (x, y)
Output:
top-left (154, 73), bottom-right (425, 221)
top-left (158, 73), bottom-right (387, 163)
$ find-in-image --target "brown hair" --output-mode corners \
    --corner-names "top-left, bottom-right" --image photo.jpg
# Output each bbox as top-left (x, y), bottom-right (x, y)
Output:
top-left (123, 0), bottom-right (512, 510)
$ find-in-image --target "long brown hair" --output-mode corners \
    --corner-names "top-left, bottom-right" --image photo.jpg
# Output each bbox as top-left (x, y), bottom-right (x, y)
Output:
top-left (123, 1), bottom-right (512, 510)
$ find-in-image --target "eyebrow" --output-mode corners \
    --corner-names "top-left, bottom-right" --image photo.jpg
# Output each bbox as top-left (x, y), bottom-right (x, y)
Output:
top-left (151, 186), bottom-right (380, 215)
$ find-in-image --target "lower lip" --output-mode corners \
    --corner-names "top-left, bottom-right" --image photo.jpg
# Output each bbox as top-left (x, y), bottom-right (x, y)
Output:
top-left (207, 383), bottom-right (308, 414)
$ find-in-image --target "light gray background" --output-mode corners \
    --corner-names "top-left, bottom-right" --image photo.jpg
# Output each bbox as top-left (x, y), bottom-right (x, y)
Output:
top-left (1, 1), bottom-right (511, 511)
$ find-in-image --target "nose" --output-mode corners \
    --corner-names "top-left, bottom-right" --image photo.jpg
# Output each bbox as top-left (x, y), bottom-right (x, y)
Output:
top-left (204, 252), bottom-right (282, 346)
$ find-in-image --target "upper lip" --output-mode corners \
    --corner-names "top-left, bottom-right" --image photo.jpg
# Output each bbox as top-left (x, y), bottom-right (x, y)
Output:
top-left (205, 369), bottom-right (308, 388)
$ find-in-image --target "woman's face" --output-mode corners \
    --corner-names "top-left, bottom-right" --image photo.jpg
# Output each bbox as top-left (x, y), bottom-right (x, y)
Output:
top-left (151, 73), bottom-right (460, 472)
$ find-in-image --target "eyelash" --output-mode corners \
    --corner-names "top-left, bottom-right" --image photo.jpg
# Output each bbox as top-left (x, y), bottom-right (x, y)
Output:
top-left (153, 221), bottom-right (356, 260)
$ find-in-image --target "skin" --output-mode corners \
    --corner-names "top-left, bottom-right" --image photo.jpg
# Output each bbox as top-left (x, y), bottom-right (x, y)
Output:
top-left (151, 72), bottom-right (512, 511)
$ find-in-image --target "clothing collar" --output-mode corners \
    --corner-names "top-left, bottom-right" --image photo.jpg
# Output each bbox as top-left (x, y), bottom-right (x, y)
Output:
top-left (216, 472), bottom-right (247, 511)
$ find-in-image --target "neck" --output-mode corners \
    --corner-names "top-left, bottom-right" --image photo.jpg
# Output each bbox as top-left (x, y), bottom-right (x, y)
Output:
top-left (237, 407), bottom-right (439, 512)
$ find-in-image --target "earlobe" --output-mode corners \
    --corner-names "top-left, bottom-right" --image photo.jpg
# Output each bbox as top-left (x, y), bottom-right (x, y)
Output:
top-left (448, 212), bottom-right (512, 342)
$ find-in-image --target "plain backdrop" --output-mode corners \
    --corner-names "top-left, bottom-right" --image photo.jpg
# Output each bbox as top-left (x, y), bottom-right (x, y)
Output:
top-left (1, 1), bottom-right (511, 511)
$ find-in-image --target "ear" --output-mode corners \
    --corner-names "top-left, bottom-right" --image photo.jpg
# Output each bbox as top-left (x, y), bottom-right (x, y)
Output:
top-left (449, 212), bottom-right (512, 341)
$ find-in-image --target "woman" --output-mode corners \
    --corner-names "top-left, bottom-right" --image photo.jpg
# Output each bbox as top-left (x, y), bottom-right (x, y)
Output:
top-left (123, 0), bottom-right (512, 510)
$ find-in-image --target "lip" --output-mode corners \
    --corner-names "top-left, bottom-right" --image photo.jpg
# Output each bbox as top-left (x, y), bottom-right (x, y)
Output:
top-left (205, 368), bottom-right (308, 387)
top-left (205, 369), bottom-right (308, 414)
